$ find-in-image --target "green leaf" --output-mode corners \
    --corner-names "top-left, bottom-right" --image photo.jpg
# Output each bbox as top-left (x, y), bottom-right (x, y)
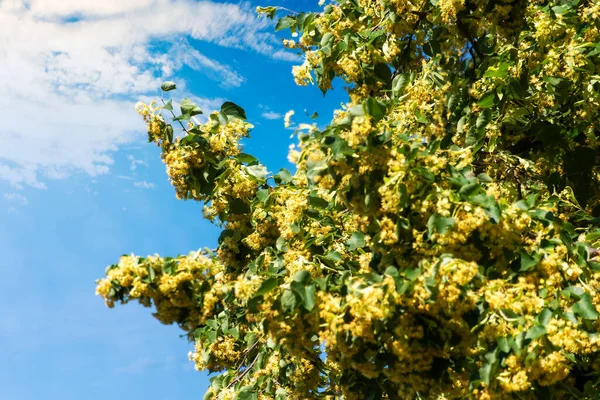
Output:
top-left (537, 308), bottom-right (553, 326)
top-left (520, 251), bottom-right (540, 272)
top-left (427, 214), bottom-right (456, 237)
top-left (274, 168), bottom-right (293, 184)
top-left (478, 92), bottom-right (495, 109)
top-left (476, 109), bottom-right (492, 130)
top-left (221, 101), bottom-right (247, 120)
top-left (238, 386), bottom-right (257, 400)
top-left (572, 294), bottom-right (599, 320)
top-left (404, 267), bottom-right (421, 281)
top-left (497, 337), bottom-right (510, 353)
top-left (391, 74), bottom-right (409, 98)
top-left (203, 390), bottom-right (215, 400)
top-left (245, 164), bottom-right (268, 182)
top-left (180, 98), bottom-right (203, 117)
top-left (256, 188), bottom-right (270, 203)
top-left (346, 232), bottom-right (365, 251)
top-left (562, 286), bottom-right (585, 299)
top-left (291, 280), bottom-right (316, 311)
top-left (256, 6), bottom-right (277, 19)
top-left (307, 194), bottom-right (329, 208)
top-left (162, 99), bottom-right (173, 111)
top-left (145, 266), bottom-right (156, 283)
top-left (479, 350), bottom-right (498, 386)
top-left (364, 97), bottom-right (386, 123)
top-left (320, 32), bottom-right (334, 47)
top-left (236, 153), bottom-right (258, 164)
top-left (457, 116), bottom-right (466, 134)
top-left (304, 283), bottom-right (316, 311)
top-left (525, 324), bottom-right (546, 340)
top-left (374, 63), bottom-right (392, 82)
top-left (276, 16), bottom-right (295, 31)
top-left (161, 81), bottom-right (177, 91)
top-left (254, 277), bottom-right (279, 297)
top-left (323, 251), bottom-right (342, 263)
top-left (280, 289), bottom-right (297, 312)
top-left (276, 236), bottom-right (287, 252)
top-left (292, 270), bottom-right (311, 284)
top-left (483, 62), bottom-right (509, 78)
top-left (165, 125), bottom-right (173, 144)
top-left (414, 109), bottom-right (429, 124)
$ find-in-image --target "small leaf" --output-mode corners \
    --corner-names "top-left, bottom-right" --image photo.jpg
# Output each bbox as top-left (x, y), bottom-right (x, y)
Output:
top-left (537, 308), bottom-right (553, 326)
top-left (364, 97), bottom-right (386, 123)
top-left (276, 16), bottom-right (295, 31)
top-left (245, 164), bottom-right (268, 182)
top-left (304, 283), bottom-right (316, 311)
top-left (427, 214), bottom-right (456, 237)
top-left (391, 74), bottom-right (409, 98)
top-left (520, 251), bottom-right (540, 272)
top-left (275, 168), bottom-right (293, 184)
top-left (236, 153), bottom-right (258, 164)
top-left (478, 92), bottom-right (495, 109)
top-left (404, 267), bottom-right (421, 281)
top-left (346, 232), bottom-right (365, 251)
top-left (161, 81), bottom-right (177, 91)
top-left (280, 289), bottom-right (297, 311)
top-left (293, 270), bottom-right (311, 284)
top-left (525, 324), bottom-right (546, 340)
top-left (483, 62), bottom-right (509, 78)
top-left (323, 251), bottom-right (342, 263)
top-left (572, 294), bottom-right (600, 320)
top-left (476, 109), bottom-right (492, 130)
top-left (374, 63), bottom-right (392, 82)
top-left (221, 101), bottom-right (247, 120)
top-left (162, 99), bottom-right (173, 111)
top-left (256, 188), bottom-right (269, 203)
top-left (180, 98), bottom-right (203, 117)
top-left (256, 6), bottom-right (277, 19)
top-left (254, 278), bottom-right (279, 297)
top-left (307, 194), bottom-right (329, 208)
top-left (457, 116), bottom-right (466, 134)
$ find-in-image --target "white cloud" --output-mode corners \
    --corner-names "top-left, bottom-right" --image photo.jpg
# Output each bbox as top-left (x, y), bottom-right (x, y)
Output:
top-left (261, 110), bottom-right (282, 120)
top-left (134, 180), bottom-right (156, 189)
top-left (0, 0), bottom-right (294, 188)
top-left (127, 155), bottom-right (147, 171)
top-left (4, 193), bottom-right (28, 205)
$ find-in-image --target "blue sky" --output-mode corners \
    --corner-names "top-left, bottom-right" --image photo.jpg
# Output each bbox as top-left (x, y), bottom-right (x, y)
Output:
top-left (0, 1), bottom-right (345, 398)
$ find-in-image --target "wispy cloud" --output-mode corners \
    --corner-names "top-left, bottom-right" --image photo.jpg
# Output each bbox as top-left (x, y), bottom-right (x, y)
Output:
top-left (4, 193), bottom-right (28, 205)
top-left (127, 155), bottom-right (148, 171)
top-left (261, 110), bottom-right (282, 120)
top-left (0, 0), bottom-right (294, 188)
top-left (133, 180), bottom-right (156, 189)
top-left (258, 104), bottom-right (282, 120)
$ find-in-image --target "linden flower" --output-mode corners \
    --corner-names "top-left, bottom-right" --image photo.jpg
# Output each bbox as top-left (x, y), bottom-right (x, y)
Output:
top-left (284, 110), bottom-right (295, 128)
top-left (292, 63), bottom-right (313, 86)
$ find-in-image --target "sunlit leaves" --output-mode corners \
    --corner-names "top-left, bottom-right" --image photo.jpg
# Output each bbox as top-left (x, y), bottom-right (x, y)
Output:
top-left (161, 81), bottom-right (177, 91)
top-left (221, 101), bottom-right (247, 120)
top-left (100, 1), bottom-right (600, 399)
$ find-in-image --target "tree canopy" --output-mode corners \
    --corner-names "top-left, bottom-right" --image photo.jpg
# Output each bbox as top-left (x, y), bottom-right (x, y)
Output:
top-left (96, 0), bottom-right (600, 398)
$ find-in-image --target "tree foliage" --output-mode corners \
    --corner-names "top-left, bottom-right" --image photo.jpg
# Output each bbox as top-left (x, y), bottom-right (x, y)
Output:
top-left (96, 1), bottom-right (600, 398)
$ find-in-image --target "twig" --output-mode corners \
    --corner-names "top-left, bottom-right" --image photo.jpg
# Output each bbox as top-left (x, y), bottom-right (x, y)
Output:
top-left (161, 99), bottom-right (190, 135)
top-left (384, 1), bottom-right (429, 89)
top-left (226, 352), bottom-right (260, 389)
top-left (225, 340), bottom-right (260, 389)
top-left (276, 6), bottom-right (298, 15)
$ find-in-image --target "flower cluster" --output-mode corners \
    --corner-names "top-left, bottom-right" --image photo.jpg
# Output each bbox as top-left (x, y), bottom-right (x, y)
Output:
top-left (98, 1), bottom-right (600, 399)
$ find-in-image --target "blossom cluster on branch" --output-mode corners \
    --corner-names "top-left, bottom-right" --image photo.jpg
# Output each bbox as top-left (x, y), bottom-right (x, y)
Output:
top-left (98, 0), bottom-right (600, 398)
